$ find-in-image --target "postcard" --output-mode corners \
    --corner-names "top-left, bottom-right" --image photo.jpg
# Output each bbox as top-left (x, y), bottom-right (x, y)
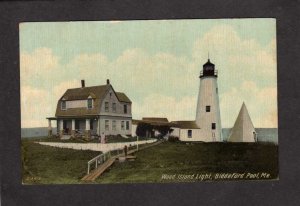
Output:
top-left (20, 19), bottom-right (278, 184)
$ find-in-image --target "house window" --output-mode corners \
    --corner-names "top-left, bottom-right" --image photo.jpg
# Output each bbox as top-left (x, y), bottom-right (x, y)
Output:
top-left (112, 103), bottom-right (116, 112)
top-left (124, 105), bottom-right (128, 114)
top-left (206, 106), bottom-right (211, 112)
top-left (112, 120), bottom-right (116, 131)
top-left (188, 130), bottom-right (192, 138)
top-left (212, 123), bottom-right (216, 130)
top-left (126, 121), bottom-right (129, 130)
top-left (61, 101), bottom-right (66, 110)
top-left (105, 120), bottom-right (109, 131)
top-left (105, 102), bottom-right (109, 112)
top-left (87, 98), bottom-right (93, 109)
top-left (121, 121), bottom-right (125, 130)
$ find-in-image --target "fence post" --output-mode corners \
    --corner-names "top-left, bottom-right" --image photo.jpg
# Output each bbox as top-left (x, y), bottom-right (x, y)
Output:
top-left (95, 159), bottom-right (97, 169)
top-left (87, 163), bottom-right (90, 174)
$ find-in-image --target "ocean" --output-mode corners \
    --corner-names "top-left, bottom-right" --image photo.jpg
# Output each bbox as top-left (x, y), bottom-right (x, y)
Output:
top-left (222, 128), bottom-right (278, 144)
top-left (21, 127), bottom-right (278, 144)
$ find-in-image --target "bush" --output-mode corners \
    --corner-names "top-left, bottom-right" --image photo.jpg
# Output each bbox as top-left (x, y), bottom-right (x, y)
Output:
top-left (168, 136), bottom-right (179, 142)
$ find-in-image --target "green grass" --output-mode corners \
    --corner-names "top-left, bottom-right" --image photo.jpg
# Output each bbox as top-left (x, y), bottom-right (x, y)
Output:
top-left (95, 141), bottom-right (278, 183)
top-left (22, 138), bottom-right (100, 184)
top-left (22, 139), bottom-right (278, 184)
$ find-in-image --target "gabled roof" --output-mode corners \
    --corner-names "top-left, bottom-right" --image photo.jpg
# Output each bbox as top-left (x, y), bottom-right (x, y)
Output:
top-left (132, 118), bottom-right (174, 126)
top-left (55, 84), bottom-right (131, 117)
top-left (228, 103), bottom-right (256, 142)
top-left (142, 117), bottom-right (169, 123)
top-left (61, 85), bottom-right (109, 101)
top-left (116, 92), bottom-right (132, 103)
top-left (171, 121), bottom-right (200, 129)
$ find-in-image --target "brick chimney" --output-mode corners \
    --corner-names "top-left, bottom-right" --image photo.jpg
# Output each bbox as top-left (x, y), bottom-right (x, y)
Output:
top-left (81, 80), bottom-right (85, 88)
top-left (106, 79), bottom-right (110, 85)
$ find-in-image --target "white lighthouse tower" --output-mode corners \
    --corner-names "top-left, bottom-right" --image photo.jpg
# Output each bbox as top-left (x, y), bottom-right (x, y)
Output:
top-left (195, 59), bottom-right (222, 142)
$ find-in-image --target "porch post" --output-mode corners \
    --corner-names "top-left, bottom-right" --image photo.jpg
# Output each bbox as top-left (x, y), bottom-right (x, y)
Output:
top-left (48, 119), bottom-right (52, 137)
top-left (71, 119), bottom-right (75, 138)
top-left (97, 118), bottom-right (100, 136)
top-left (59, 119), bottom-right (64, 138)
top-left (85, 119), bottom-right (91, 139)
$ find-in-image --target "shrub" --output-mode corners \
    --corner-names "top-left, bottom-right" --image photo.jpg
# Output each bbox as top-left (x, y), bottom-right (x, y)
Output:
top-left (168, 136), bottom-right (179, 142)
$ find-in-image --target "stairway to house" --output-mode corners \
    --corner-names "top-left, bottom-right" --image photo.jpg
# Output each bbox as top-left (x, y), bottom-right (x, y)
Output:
top-left (81, 140), bottom-right (164, 182)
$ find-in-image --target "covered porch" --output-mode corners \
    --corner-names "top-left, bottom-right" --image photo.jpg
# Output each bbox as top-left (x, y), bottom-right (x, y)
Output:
top-left (46, 116), bottom-right (99, 139)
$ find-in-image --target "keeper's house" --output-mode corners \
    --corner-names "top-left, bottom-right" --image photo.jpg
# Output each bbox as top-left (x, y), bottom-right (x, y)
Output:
top-left (47, 79), bottom-right (132, 139)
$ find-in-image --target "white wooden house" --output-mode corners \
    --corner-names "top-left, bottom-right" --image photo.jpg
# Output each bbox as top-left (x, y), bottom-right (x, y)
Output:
top-left (47, 79), bottom-right (132, 139)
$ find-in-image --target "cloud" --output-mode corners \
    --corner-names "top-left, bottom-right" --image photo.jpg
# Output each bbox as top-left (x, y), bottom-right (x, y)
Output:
top-left (67, 49), bottom-right (198, 100)
top-left (20, 48), bottom-right (59, 81)
top-left (20, 24), bottom-right (277, 128)
top-left (21, 86), bottom-right (51, 128)
top-left (52, 79), bottom-right (80, 99)
top-left (220, 81), bottom-right (277, 128)
top-left (21, 80), bottom-right (81, 128)
top-left (192, 25), bottom-right (277, 90)
top-left (133, 94), bottom-right (197, 121)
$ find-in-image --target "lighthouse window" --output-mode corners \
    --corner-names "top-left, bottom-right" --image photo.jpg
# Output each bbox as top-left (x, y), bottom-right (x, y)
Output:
top-left (206, 106), bottom-right (211, 112)
top-left (212, 123), bottom-right (216, 130)
top-left (188, 130), bottom-right (192, 138)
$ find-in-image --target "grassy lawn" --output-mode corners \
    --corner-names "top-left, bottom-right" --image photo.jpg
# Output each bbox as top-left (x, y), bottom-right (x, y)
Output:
top-left (22, 138), bottom-right (278, 184)
top-left (96, 141), bottom-right (278, 183)
top-left (22, 138), bottom-right (100, 184)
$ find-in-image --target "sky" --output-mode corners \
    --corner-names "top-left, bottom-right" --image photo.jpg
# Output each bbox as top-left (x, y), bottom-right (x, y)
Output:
top-left (20, 19), bottom-right (277, 128)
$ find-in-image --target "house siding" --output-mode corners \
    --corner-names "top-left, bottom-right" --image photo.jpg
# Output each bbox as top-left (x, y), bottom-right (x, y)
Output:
top-left (99, 116), bottom-right (132, 136)
top-left (54, 84), bottom-right (132, 137)
top-left (100, 87), bottom-right (132, 117)
top-left (66, 100), bottom-right (87, 109)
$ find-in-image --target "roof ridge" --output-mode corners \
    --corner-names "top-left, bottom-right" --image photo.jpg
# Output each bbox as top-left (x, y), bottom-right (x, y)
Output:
top-left (67, 84), bottom-right (109, 90)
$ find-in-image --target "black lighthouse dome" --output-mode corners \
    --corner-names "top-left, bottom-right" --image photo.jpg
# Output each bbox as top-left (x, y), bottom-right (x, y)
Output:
top-left (200, 59), bottom-right (217, 78)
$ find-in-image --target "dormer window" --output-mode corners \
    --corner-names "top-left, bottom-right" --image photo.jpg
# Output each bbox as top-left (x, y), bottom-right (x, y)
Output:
top-left (87, 98), bottom-right (93, 109)
top-left (61, 100), bottom-right (66, 110)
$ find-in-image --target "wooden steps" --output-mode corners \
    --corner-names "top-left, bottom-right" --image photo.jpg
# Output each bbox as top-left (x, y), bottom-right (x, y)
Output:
top-left (81, 140), bottom-right (164, 182)
top-left (81, 158), bottom-right (116, 181)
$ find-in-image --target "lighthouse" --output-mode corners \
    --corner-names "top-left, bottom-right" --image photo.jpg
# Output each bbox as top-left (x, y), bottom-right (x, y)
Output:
top-left (195, 59), bottom-right (222, 142)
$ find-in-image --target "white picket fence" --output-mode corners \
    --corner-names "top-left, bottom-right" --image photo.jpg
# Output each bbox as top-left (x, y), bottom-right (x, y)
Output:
top-left (36, 139), bottom-right (157, 153)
